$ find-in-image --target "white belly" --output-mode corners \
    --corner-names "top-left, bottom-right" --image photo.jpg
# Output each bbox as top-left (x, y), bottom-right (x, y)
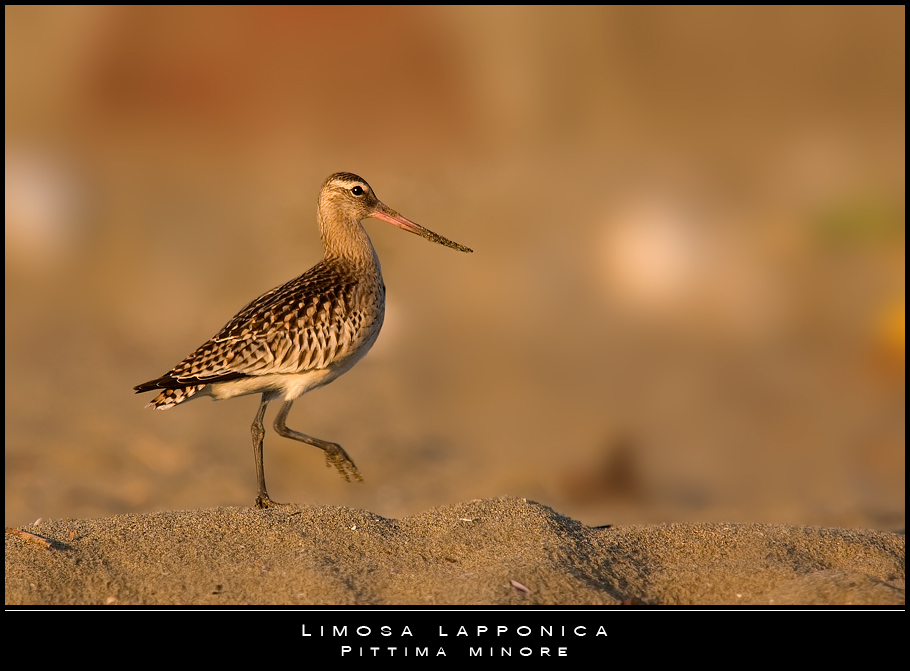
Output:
top-left (204, 317), bottom-right (381, 402)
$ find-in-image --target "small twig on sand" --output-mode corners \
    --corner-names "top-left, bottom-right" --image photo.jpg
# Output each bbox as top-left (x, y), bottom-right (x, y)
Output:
top-left (6, 527), bottom-right (52, 549)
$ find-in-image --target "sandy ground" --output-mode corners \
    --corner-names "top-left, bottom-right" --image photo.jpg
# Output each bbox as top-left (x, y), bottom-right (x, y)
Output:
top-left (5, 497), bottom-right (903, 606)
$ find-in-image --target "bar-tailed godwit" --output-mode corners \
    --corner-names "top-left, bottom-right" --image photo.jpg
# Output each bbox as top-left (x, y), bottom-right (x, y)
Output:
top-left (135, 173), bottom-right (472, 508)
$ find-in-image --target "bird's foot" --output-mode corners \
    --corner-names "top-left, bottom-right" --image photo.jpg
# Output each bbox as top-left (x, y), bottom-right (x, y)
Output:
top-left (324, 444), bottom-right (363, 482)
top-left (255, 493), bottom-right (285, 509)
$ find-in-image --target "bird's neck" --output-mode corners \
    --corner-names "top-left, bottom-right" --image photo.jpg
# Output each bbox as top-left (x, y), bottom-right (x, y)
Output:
top-left (320, 213), bottom-right (382, 273)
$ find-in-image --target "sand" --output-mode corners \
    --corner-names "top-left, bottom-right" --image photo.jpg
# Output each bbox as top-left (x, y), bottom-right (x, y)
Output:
top-left (5, 497), bottom-right (903, 606)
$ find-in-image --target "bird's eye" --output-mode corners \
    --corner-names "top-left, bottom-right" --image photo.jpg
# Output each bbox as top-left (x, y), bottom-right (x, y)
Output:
top-left (351, 186), bottom-right (364, 196)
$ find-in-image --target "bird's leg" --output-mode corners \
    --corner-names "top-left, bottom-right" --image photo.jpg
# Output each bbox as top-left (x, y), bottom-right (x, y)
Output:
top-left (252, 393), bottom-right (283, 508)
top-left (274, 400), bottom-right (363, 482)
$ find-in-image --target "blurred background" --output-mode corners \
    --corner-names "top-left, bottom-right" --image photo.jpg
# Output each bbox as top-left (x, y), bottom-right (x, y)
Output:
top-left (5, 6), bottom-right (904, 530)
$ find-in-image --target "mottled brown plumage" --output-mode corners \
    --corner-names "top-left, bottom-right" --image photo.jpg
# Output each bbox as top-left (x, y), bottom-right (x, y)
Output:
top-left (135, 173), bottom-right (471, 508)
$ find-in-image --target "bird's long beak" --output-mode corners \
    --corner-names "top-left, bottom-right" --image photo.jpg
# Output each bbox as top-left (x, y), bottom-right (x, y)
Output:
top-left (371, 203), bottom-right (473, 253)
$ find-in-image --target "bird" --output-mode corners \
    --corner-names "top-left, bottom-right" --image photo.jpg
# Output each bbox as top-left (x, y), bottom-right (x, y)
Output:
top-left (134, 172), bottom-right (472, 508)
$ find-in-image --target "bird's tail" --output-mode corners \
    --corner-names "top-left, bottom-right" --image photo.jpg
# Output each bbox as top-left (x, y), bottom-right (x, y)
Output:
top-left (147, 385), bottom-right (207, 409)
top-left (135, 378), bottom-right (207, 410)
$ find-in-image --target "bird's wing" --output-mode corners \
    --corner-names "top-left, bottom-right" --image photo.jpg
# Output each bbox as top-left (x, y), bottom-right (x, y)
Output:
top-left (136, 262), bottom-right (377, 391)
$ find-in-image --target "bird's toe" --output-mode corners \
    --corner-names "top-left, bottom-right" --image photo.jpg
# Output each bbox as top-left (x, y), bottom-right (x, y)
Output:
top-left (324, 444), bottom-right (364, 482)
